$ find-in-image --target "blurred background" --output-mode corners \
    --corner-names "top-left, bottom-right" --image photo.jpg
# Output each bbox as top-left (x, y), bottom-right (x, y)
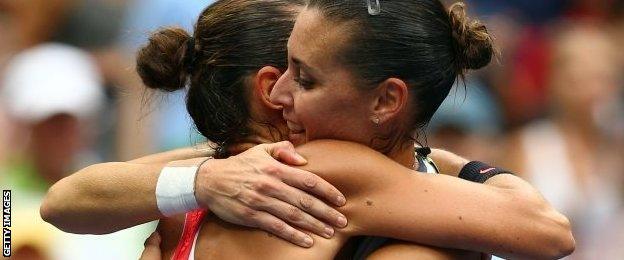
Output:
top-left (0, 0), bottom-right (622, 259)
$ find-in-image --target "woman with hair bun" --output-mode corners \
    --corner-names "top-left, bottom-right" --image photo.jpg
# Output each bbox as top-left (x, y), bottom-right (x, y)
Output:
top-left (43, 0), bottom-right (574, 259)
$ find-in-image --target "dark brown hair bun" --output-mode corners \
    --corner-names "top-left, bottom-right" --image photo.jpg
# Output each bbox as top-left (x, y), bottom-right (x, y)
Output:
top-left (136, 27), bottom-right (193, 92)
top-left (449, 2), bottom-right (494, 71)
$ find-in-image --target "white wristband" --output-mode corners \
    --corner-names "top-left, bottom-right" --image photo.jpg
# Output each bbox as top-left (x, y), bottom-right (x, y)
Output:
top-left (155, 158), bottom-right (210, 216)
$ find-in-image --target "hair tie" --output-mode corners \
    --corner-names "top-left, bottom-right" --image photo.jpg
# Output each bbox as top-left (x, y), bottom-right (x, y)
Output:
top-left (185, 37), bottom-right (196, 72)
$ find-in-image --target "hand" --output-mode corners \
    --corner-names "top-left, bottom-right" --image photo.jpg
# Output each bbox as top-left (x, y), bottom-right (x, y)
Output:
top-left (194, 141), bottom-right (347, 248)
top-left (139, 232), bottom-right (162, 260)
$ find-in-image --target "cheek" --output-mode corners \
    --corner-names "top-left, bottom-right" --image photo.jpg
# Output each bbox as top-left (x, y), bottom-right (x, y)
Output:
top-left (295, 89), bottom-right (367, 139)
top-left (292, 92), bottom-right (326, 123)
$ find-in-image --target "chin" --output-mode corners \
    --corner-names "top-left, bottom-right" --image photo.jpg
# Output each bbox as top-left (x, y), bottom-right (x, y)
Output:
top-left (288, 132), bottom-right (307, 146)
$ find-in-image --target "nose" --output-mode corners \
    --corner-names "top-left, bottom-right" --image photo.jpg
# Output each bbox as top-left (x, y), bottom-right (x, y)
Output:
top-left (270, 69), bottom-right (294, 108)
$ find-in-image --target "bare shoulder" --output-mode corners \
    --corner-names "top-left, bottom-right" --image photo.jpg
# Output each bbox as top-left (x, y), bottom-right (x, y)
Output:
top-left (297, 139), bottom-right (377, 151)
top-left (294, 140), bottom-right (410, 194)
top-left (297, 140), bottom-right (392, 169)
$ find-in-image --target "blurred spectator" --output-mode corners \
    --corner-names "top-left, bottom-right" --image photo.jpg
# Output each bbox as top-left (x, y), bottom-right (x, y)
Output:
top-left (0, 43), bottom-right (149, 259)
top-left (0, 0), bottom-right (75, 50)
top-left (504, 23), bottom-right (624, 259)
top-left (428, 78), bottom-right (503, 163)
top-left (2, 0), bottom-right (210, 162)
top-left (610, 0), bottom-right (624, 66)
top-left (51, 0), bottom-right (126, 50)
top-left (469, 0), bottom-right (567, 25)
top-left (565, 0), bottom-right (614, 21)
top-left (466, 0), bottom-right (620, 128)
top-left (497, 25), bottom-right (551, 127)
top-left (1, 43), bottom-right (104, 193)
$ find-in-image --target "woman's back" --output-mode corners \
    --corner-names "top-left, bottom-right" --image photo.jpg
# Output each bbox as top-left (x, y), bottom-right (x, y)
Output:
top-left (158, 141), bottom-right (381, 259)
top-left (194, 213), bottom-right (348, 259)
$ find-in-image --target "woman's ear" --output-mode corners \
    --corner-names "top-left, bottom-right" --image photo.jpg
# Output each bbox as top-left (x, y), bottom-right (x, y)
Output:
top-left (254, 66), bottom-right (283, 110)
top-left (371, 78), bottom-right (409, 124)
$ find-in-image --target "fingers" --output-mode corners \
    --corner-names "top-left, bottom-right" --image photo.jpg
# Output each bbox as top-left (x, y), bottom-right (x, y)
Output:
top-left (263, 141), bottom-right (307, 166)
top-left (253, 211), bottom-right (314, 248)
top-left (208, 196), bottom-right (322, 246)
top-left (278, 165), bottom-right (346, 207)
top-left (139, 232), bottom-right (162, 260)
top-left (263, 179), bottom-right (347, 229)
top-left (254, 195), bottom-right (336, 239)
top-left (252, 142), bottom-right (345, 207)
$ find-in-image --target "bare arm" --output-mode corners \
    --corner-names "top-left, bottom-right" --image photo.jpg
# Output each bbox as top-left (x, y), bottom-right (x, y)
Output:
top-left (40, 146), bottom-right (207, 234)
top-left (40, 142), bottom-right (347, 247)
top-left (296, 140), bottom-right (575, 259)
top-left (41, 159), bottom-right (176, 234)
top-left (429, 148), bottom-right (468, 177)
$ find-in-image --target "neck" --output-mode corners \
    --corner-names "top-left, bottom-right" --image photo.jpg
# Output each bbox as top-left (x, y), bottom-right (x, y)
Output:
top-left (227, 135), bottom-right (273, 156)
top-left (226, 122), bottom-right (285, 156)
top-left (385, 141), bottom-right (416, 169)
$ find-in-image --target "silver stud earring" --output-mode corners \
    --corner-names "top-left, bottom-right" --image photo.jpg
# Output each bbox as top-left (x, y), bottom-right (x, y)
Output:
top-left (371, 115), bottom-right (380, 125)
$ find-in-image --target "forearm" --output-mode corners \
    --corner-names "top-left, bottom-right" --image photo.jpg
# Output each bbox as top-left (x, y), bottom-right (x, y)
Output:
top-left (40, 145), bottom-right (211, 234)
top-left (41, 162), bottom-right (165, 234)
top-left (357, 173), bottom-right (573, 259)
top-left (429, 148), bottom-right (468, 177)
top-left (296, 141), bottom-right (574, 259)
top-left (482, 174), bottom-right (575, 259)
top-left (429, 149), bottom-right (574, 257)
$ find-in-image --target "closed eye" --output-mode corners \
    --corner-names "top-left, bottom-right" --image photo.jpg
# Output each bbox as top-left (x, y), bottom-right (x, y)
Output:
top-left (294, 76), bottom-right (314, 89)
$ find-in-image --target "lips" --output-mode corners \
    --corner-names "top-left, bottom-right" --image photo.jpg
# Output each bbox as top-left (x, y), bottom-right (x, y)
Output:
top-left (285, 120), bottom-right (305, 145)
top-left (286, 120), bottom-right (305, 134)
top-left (283, 112), bottom-right (306, 144)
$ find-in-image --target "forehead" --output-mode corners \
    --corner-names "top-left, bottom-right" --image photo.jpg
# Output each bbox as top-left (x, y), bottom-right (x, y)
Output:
top-left (288, 8), bottom-right (352, 71)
